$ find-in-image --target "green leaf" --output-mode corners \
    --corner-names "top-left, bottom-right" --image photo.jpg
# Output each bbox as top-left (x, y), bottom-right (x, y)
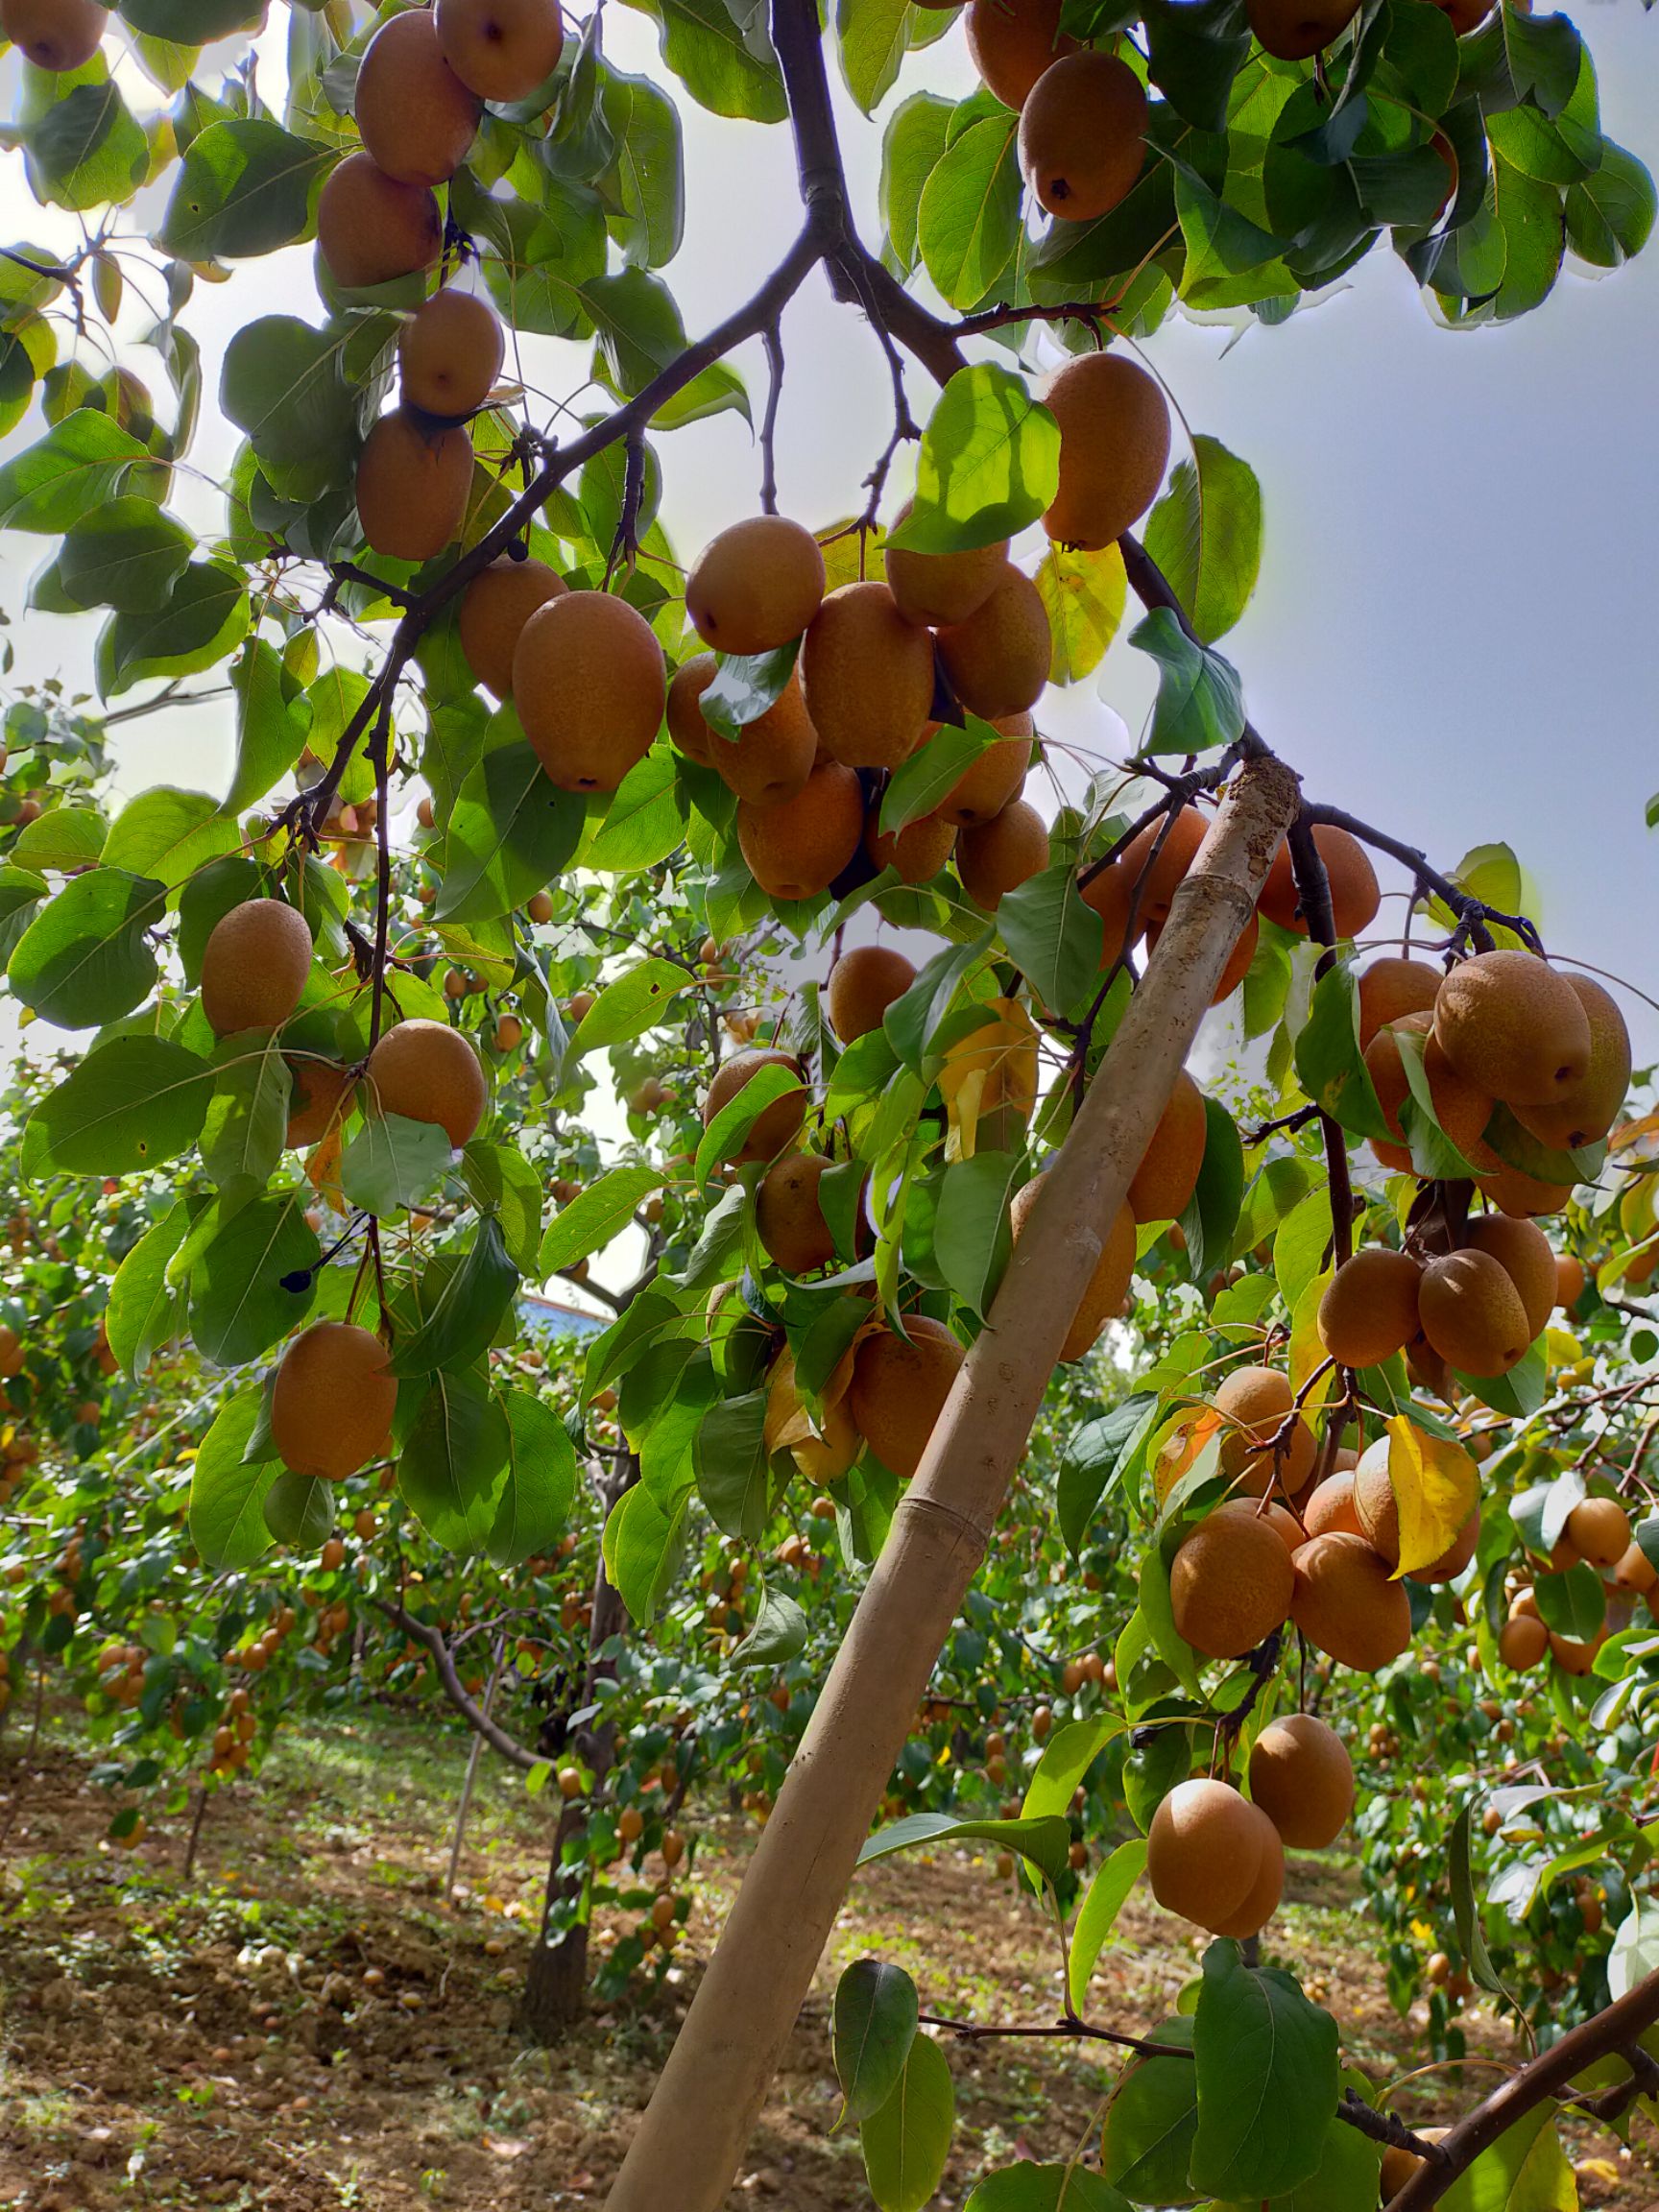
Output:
top-left (694, 1060), bottom-right (803, 1180)
top-left (880, 717), bottom-right (992, 835)
top-left (389, 1218), bottom-right (520, 1377)
top-left (834, 1960), bottom-right (921, 2130)
top-left (882, 928), bottom-right (994, 1067)
top-left (1058, 1398), bottom-right (1159, 1559)
top-left (263, 1470), bottom-right (333, 1550)
top-left (10, 808), bottom-right (105, 872)
top-left (998, 862), bottom-right (1101, 1016)
top-left (56, 498), bottom-right (194, 615)
top-left (881, 92), bottom-right (953, 275)
top-left (859, 2031), bottom-right (954, 2212)
top-left (8, 868), bottom-right (165, 1028)
top-left (95, 562), bottom-right (250, 699)
top-left (1141, 437), bottom-right (1263, 645)
top-left (220, 314), bottom-right (362, 505)
top-left (541, 1166), bottom-right (663, 1274)
top-left (1068, 1841), bottom-right (1148, 2014)
top-left (620, 0), bottom-right (788, 123)
top-left (200, 1038), bottom-right (291, 1199)
top-left (398, 1367), bottom-right (512, 1554)
top-left (436, 741), bottom-right (586, 924)
top-left (1567, 140), bottom-right (1655, 268)
top-left (188, 1388), bottom-right (279, 1571)
top-left (340, 1112), bottom-right (453, 1218)
top-left (700, 642), bottom-right (800, 738)
top-left (567, 957), bottom-right (687, 1054)
top-left (1176, 172), bottom-right (1298, 309)
top-left (917, 110), bottom-right (1021, 309)
top-left (1450, 1799), bottom-right (1523, 2015)
top-left (462, 1142), bottom-right (543, 1274)
top-left (1101, 2016), bottom-right (1198, 2203)
top-left (1178, 1096), bottom-right (1244, 1284)
top-left (0, 409), bottom-right (147, 532)
top-left (934, 1152), bottom-right (1017, 1318)
top-left (965, 2165), bottom-right (1130, 2211)
top-left (26, 79), bottom-right (148, 214)
top-left (106, 1203), bottom-right (190, 1378)
top-left (488, 1390), bottom-right (577, 1567)
top-left (224, 638), bottom-right (313, 815)
top-left (1439, 2107), bottom-right (1575, 2212)
top-left (599, 69), bottom-right (685, 269)
top-left (22, 1037), bottom-right (213, 1176)
top-left (1190, 1942), bottom-right (1337, 2199)
top-left (101, 786), bottom-right (241, 892)
top-left (1294, 961), bottom-right (1391, 1139)
top-left (159, 120), bottom-right (333, 259)
top-left (730, 1582), bottom-right (809, 1667)
top-left (1130, 608), bottom-right (1245, 756)
top-left (694, 1389), bottom-right (774, 1540)
top-left (189, 1191), bottom-right (321, 1364)
top-left (584, 749), bottom-right (684, 870)
top-left (888, 364), bottom-right (1060, 555)
top-left (836, 0), bottom-right (927, 114)
top-left (1276, 2099), bottom-right (1383, 2212)
top-left (1532, 1560), bottom-right (1605, 1641)
top-left (603, 1472), bottom-right (690, 1624)
top-left (1035, 542), bottom-right (1127, 685)
top-left (857, 1811), bottom-right (1072, 1887)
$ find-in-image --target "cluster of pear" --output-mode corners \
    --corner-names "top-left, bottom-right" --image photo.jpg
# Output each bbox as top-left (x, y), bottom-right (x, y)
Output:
top-left (1146, 1710), bottom-right (1354, 1940)
top-left (318, 0), bottom-right (564, 291)
top-left (1358, 948), bottom-right (1630, 1216)
top-left (658, 355), bottom-right (1168, 908)
top-left (0, 0), bottom-right (108, 70)
top-left (1142, 1374), bottom-right (1495, 1936)
top-left (1500, 1493), bottom-right (1656, 1677)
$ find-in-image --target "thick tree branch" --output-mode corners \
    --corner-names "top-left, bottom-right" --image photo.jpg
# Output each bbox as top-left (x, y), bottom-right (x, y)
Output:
top-left (1385, 1966), bottom-right (1659, 2209)
top-left (1287, 815), bottom-right (1357, 1271)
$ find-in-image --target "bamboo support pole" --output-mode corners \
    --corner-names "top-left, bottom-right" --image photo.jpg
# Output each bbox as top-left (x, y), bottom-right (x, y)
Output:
top-left (603, 750), bottom-right (1302, 2212)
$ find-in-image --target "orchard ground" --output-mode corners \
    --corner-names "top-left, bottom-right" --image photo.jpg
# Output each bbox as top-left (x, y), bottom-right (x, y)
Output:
top-left (0, 1704), bottom-right (1647, 2212)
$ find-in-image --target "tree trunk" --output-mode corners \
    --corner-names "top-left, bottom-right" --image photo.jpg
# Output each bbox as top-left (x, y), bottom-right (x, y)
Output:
top-left (523, 1451), bottom-right (637, 2041)
top-left (602, 751), bottom-right (1301, 2212)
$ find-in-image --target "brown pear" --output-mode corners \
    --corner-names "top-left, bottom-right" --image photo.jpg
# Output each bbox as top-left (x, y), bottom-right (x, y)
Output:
top-left (1246, 0), bottom-right (1362, 60)
top-left (1146, 1779), bottom-right (1283, 1937)
top-left (737, 762), bottom-right (864, 901)
top-left (1169, 1500), bottom-right (1295, 1659)
top-left (435, 0), bottom-right (565, 103)
top-left (703, 1048), bottom-right (805, 1163)
top-left (1432, 950), bottom-right (1592, 1108)
top-left (850, 1315), bottom-right (964, 1479)
top-left (515, 591), bottom-right (666, 793)
top-left (1512, 974), bottom-right (1630, 1151)
top-left (356, 410), bottom-right (473, 562)
top-left (757, 1154), bottom-right (837, 1275)
top-left (201, 899), bottom-right (313, 1038)
top-left (685, 516), bottom-right (826, 656)
top-left (1248, 1714), bottom-right (1354, 1849)
top-left (1290, 1533), bottom-right (1412, 1671)
top-left (1018, 51), bottom-right (1147, 221)
top-left (286, 1059), bottom-right (355, 1149)
top-left (457, 557), bottom-right (565, 698)
top-left (1117, 804), bottom-right (1208, 924)
top-left (965, 0), bottom-right (1078, 110)
top-left (317, 154), bottom-right (442, 290)
top-left (1316, 1248), bottom-right (1423, 1369)
top-left (1042, 351), bottom-right (1169, 551)
top-left (1418, 1248), bottom-right (1531, 1378)
top-left (2, 0), bottom-right (107, 70)
top-left (957, 798), bottom-right (1048, 910)
top-left (1463, 1214), bottom-right (1555, 1340)
top-left (1128, 1069), bottom-right (1207, 1224)
top-left (399, 289), bottom-right (503, 417)
top-left (865, 807), bottom-right (957, 885)
top-left (1357, 955), bottom-right (1441, 1047)
top-left (1257, 825), bottom-right (1380, 939)
top-left (935, 566), bottom-right (1051, 720)
top-left (884, 504), bottom-right (1008, 628)
top-left (354, 10), bottom-right (481, 186)
top-left (272, 1323), bottom-right (397, 1483)
top-left (934, 711), bottom-right (1032, 825)
top-left (366, 1019), bottom-right (487, 1147)
top-left (800, 582), bottom-right (935, 769)
top-left (828, 946), bottom-right (916, 1044)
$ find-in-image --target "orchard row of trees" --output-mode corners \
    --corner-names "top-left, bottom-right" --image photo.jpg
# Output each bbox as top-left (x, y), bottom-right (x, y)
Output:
top-left (1, 1), bottom-right (1657, 2209)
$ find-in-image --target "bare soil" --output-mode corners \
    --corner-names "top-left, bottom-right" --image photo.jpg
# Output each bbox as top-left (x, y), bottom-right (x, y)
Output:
top-left (0, 1707), bottom-right (1649, 2209)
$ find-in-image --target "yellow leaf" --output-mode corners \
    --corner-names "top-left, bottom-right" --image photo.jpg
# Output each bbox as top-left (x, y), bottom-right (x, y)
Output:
top-left (1385, 1415), bottom-right (1479, 1579)
top-left (1289, 1267), bottom-right (1334, 1394)
top-left (938, 998), bottom-right (1039, 1164)
top-left (1151, 1406), bottom-right (1222, 1507)
top-left (1544, 1328), bottom-right (1581, 1369)
top-left (1035, 542), bottom-right (1126, 685)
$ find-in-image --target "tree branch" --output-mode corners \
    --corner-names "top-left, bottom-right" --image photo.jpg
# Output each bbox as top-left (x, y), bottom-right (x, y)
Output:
top-left (376, 1599), bottom-right (541, 1771)
top-left (1286, 815), bottom-right (1357, 1271)
top-left (1385, 1966), bottom-right (1659, 2208)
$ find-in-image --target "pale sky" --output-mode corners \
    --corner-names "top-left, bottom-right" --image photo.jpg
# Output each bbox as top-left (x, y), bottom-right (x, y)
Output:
top-left (1, 8), bottom-right (1656, 1059)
